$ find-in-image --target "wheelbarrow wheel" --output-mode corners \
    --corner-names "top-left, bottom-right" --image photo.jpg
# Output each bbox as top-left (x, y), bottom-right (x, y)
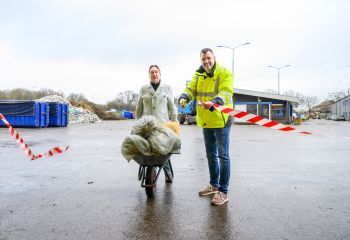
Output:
top-left (145, 166), bottom-right (156, 198)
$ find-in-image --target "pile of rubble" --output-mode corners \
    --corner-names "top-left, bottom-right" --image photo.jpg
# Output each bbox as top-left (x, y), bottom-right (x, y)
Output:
top-left (37, 95), bottom-right (70, 104)
top-left (37, 95), bottom-right (101, 123)
top-left (69, 106), bottom-right (101, 123)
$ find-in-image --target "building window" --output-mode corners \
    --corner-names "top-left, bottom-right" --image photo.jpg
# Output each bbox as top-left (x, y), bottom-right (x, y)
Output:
top-left (271, 104), bottom-right (285, 117)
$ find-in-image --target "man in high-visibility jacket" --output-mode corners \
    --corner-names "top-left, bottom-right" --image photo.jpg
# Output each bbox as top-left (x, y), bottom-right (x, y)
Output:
top-left (178, 48), bottom-right (233, 205)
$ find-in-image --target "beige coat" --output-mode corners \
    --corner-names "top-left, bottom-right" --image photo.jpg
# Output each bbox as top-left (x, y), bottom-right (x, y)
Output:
top-left (136, 82), bottom-right (178, 123)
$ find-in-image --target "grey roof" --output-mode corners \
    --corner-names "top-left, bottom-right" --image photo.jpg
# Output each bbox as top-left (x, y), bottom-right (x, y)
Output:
top-left (234, 88), bottom-right (299, 105)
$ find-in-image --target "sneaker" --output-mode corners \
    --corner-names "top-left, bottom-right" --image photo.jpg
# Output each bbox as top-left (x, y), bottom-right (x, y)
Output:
top-left (199, 184), bottom-right (218, 196)
top-left (211, 192), bottom-right (228, 205)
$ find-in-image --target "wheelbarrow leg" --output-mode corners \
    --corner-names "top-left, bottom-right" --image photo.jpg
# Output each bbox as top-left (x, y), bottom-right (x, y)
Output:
top-left (163, 159), bottom-right (174, 183)
top-left (138, 166), bottom-right (145, 181)
top-left (168, 159), bottom-right (174, 178)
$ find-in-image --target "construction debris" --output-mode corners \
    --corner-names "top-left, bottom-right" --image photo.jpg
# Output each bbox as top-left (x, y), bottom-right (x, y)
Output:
top-left (37, 95), bottom-right (101, 123)
top-left (69, 106), bottom-right (101, 123)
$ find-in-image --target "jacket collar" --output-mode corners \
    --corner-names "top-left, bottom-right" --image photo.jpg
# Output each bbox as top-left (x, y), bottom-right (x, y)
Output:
top-left (148, 81), bottom-right (163, 95)
top-left (196, 62), bottom-right (217, 78)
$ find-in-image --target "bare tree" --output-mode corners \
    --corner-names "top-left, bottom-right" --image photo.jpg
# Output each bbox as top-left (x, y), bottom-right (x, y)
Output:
top-left (67, 93), bottom-right (88, 103)
top-left (283, 90), bottom-right (304, 99)
top-left (328, 91), bottom-right (348, 101)
top-left (0, 88), bottom-right (64, 100)
top-left (106, 90), bottom-right (138, 111)
top-left (123, 90), bottom-right (137, 111)
top-left (282, 90), bottom-right (305, 105)
top-left (303, 95), bottom-right (319, 115)
top-left (312, 100), bottom-right (334, 113)
top-left (106, 93), bottom-right (126, 110)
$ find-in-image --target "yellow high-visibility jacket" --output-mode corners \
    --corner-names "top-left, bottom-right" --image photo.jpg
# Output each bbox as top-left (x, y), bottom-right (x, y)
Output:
top-left (183, 63), bottom-right (233, 128)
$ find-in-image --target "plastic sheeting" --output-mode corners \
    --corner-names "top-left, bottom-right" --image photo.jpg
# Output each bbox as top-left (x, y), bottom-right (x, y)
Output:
top-left (0, 100), bottom-right (36, 116)
top-left (121, 116), bottom-right (181, 162)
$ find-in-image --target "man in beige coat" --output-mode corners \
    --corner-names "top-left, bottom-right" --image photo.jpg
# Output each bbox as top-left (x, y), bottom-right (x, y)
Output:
top-left (136, 64), bottom-right (178, 182)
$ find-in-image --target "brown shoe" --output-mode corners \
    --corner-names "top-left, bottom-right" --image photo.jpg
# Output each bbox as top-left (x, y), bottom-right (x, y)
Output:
top-left (211, 192), bottom-right (228, 205)
top-left (199, 184), bottom-right (218, 196)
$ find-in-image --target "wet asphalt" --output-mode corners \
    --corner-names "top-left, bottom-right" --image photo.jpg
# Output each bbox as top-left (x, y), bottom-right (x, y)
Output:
top-left (1, 119), bottom-right (350, 240)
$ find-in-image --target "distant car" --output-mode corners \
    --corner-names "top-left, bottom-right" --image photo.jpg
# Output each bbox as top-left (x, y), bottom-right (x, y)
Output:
top-left (336, 115), bottom-right (345, 121)
top-left (331, 115), bottom-right (345, 121)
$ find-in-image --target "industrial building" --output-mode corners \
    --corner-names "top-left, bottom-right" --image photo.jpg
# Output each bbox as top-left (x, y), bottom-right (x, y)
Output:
top-left (233, 88), bottom-right (299, 124)
top-left (330, 95), bottom-right (350, 120)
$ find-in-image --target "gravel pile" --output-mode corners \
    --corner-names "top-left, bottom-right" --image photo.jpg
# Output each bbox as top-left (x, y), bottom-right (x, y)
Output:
top-left (36, 95), bottom-right (101, 123)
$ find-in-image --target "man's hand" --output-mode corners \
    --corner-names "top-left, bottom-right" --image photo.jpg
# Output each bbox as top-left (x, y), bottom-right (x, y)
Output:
top-left (198, 101), bottom-right (213, 110)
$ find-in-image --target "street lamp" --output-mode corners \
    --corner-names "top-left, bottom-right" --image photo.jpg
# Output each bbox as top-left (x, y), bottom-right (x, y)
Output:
top-left (217, 42), bottom-right (250, 78)
top-left (267, 65), bottom-right (291, 94)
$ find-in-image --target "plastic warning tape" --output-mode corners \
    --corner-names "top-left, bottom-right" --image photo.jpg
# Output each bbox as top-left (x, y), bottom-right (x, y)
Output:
top-left (212, 104), bottom-right (312, 135)
top-left (0, 113), bottom-right (70, 160)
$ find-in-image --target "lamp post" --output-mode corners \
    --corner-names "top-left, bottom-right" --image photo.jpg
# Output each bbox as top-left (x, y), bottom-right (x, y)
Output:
top-left (217, 42), bottom-right (250, 78)
top-left (267, 65), bottom-right (291, 94)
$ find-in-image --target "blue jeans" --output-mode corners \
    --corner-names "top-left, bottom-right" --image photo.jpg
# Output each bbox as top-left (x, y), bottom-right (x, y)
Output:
top-left (203, 125), bottom-right (231, 193)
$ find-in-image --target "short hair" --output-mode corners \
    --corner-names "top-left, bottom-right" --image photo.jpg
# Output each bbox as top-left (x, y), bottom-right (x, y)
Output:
top-left (149, 64), bottom-right (161, 73)
top-left (200, 48), bottom-right (214, 55)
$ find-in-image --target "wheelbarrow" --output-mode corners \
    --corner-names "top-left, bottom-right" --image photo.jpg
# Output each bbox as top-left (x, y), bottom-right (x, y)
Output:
top-left (133, 153), bottom-right (174, 198)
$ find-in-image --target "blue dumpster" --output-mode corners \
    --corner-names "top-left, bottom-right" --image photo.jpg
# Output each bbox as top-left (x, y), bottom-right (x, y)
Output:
top-left (123, 111), bottom-right (134, 119)
top-left (39, 102), bottom-right (50, 127)
top-left (0, 100), bottom-right (41, 128)
top-left (48, 102), bottom-right (62, 127)
top-left (61, 103), bottom-right (69, 127)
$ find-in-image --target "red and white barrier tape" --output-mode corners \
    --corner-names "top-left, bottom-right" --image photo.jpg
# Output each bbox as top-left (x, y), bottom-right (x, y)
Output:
top-left (0, 113), bottom-right (70, 160)
top-left (212, 104), bottom-right (312, 135)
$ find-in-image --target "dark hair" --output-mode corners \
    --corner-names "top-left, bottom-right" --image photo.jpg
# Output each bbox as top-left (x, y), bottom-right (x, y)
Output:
top-left (200, 48), bottom-right (214, 55)
top-left (149, 64), bottom-right (161, 73)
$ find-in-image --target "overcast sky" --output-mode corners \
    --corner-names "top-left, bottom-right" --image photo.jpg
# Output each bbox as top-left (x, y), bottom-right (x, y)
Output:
top-left (1, 0), bottom-right (349, 104)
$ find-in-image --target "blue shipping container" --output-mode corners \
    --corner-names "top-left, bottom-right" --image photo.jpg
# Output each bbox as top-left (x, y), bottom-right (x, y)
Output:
top-left (61, 103), bottom-right (69, 127)
top-left (39, 102), bottom-right (50, 127)
top-left (48, 102), bottom-right (62, 127)
top-left (123, 111), bottom-right (134, 119)
top-left (0, 100), bottom-right (41, 128)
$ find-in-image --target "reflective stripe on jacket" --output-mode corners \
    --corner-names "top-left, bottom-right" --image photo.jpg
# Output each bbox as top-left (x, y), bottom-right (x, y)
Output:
top-left (184, 63), bottom-right (233, 128)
